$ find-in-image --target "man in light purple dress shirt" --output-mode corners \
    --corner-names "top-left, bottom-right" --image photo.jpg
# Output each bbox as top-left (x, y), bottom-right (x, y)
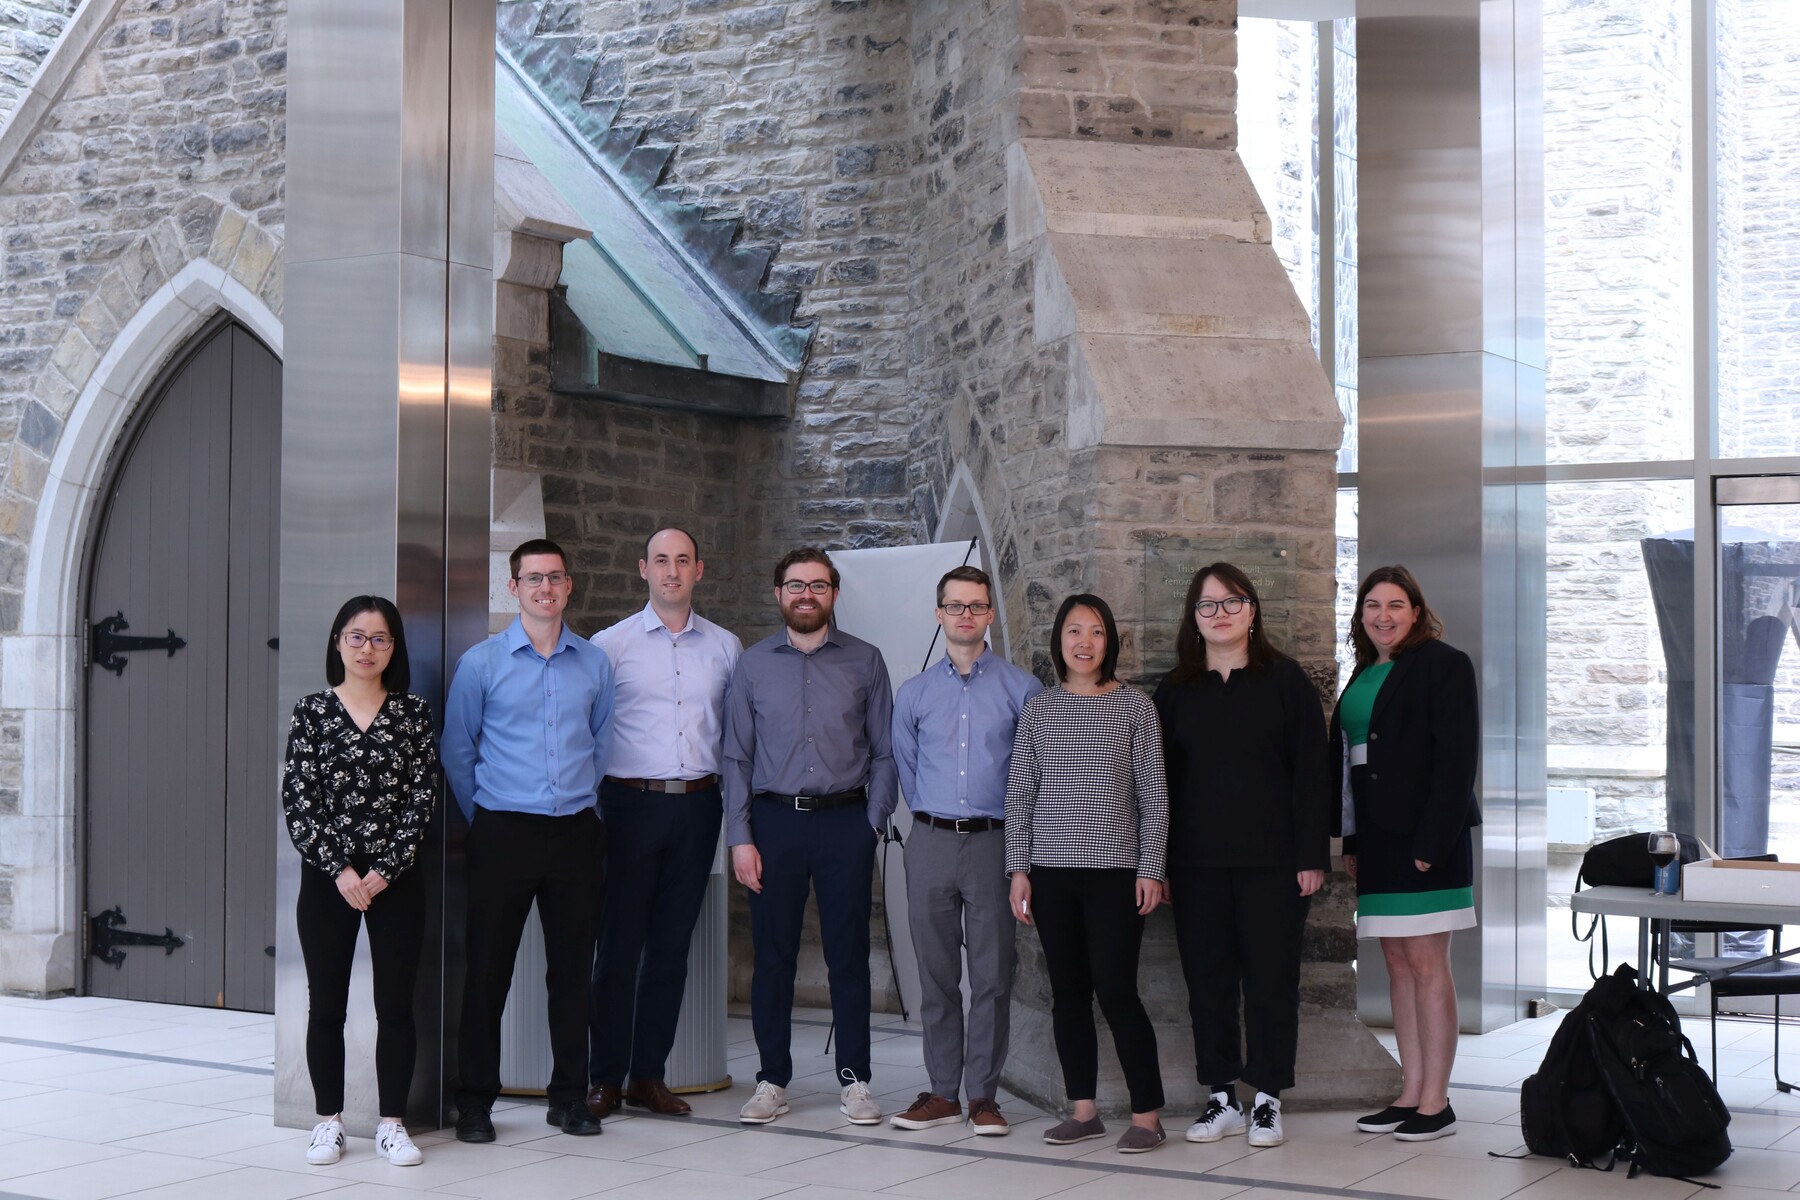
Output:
top-left (888, 565), bottom-right (1041, 1137)
top-left (585, 528), bottom-right (741, 1121)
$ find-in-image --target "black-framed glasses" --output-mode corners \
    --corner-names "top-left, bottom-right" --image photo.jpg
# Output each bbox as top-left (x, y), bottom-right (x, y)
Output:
top-left (1194, 597), bottom-right (1252, 618)
top-left (339, 632), bottom-right (395, 650)
top-left (516, 571), bottom-right (571, 587)
top-left (781, 579), bottom-right (834, 595)
top-left (938, 602), bottom-right (993, 616)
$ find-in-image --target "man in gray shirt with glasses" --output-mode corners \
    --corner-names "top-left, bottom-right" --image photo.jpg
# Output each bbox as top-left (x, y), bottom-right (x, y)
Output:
top-left (724, 546), bottom-right (897, 1128)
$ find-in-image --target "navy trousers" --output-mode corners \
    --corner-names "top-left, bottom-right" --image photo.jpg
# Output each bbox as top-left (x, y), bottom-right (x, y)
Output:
top-left (588, 781), bottom-right (722, 1087)
top-left (748, 796), bottom-right (878, 1087)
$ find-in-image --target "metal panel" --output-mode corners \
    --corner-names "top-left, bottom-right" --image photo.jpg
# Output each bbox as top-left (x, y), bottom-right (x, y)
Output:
top-left (1357, 1), bottom-right (1484, 359)
top-left (1357, 0), bottom-right (1545, 1032)
top-left (281, 0), bottom-right (494, 1132)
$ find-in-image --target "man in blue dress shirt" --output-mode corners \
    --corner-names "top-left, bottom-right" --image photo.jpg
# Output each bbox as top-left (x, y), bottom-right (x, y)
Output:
top-left (725, 547), bottom-right (897, 1127)
top-left (585, 528), bottom-right (742, 1120)
top-left (441, 538), bottom-right (614, 1142)
top-left (888, 565), bottom-right (1041, 1136)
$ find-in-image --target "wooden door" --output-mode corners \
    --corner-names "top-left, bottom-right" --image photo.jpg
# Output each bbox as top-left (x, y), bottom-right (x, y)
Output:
top-left (84, 322), bottom-right (281, 1011)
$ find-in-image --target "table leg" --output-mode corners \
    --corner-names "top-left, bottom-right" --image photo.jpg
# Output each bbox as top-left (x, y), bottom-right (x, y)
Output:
top-left (1638, 917), bottom-right (1651, 986)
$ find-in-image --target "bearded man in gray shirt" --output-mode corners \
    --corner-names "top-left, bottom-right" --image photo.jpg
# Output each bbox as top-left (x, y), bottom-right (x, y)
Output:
top-left (724, 547), bottom-right (897, 1128)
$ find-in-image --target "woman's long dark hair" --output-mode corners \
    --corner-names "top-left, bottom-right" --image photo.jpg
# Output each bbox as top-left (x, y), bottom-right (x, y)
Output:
top-left (1167, 561), bottom-right (1286, 685)
top-left (1348, 564), bottom-right (1444, 670)
top-left (1050, 593), bottom-right (1120, 685)
top-left (325, 595), bottom-right (411, 692)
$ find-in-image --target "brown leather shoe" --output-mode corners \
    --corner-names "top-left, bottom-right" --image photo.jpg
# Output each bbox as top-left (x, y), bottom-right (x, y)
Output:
top-left (625, 1077), bottom-right (691, 1116)
top-left (890, 1092), bottom-right (961, 1130)
top-left (967, 1097), bottom-right (1010, 1136)
top-left (585, 1082), bottom-right (621, 1119)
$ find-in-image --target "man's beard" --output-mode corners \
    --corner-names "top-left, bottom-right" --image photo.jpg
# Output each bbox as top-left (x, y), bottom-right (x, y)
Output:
top-left (783, 604), bottom-right (830, 634)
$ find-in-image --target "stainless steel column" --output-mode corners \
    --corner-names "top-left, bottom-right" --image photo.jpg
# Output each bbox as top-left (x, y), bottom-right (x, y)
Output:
top-left (278, 0), bottom-right (494, 1129)
top-left (1357, 0), bottom-right (1546, 1032)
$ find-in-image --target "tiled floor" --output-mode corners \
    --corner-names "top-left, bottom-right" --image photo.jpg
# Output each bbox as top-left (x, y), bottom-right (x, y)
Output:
top-left (3, 993), bottom-right (1800, 1200)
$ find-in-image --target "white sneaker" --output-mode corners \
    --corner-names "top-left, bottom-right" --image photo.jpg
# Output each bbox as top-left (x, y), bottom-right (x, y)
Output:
top-left (740, 1080), bottom-right (789, 1124)
top-left (376, 1120), bottom-right (423, 1166)
top-left (839, 1071), bottom-right (883, 1125)
top-left (305, 1117), bottom-right (345, 1165)
top-left (1185, 1091), bottom-right (1244, 1142)
top-left (1247, 1092), bottom-right (1285, 1147)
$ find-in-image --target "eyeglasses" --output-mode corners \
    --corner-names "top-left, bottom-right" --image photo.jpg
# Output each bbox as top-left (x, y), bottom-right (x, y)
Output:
top-left (938, 602), bottom-right (993, 616)
top-left (340, 632), bottom-right (394, 650)
top-left (516, 572), bottom-right (570, 588)
top-left (781, 580), bottom-right (834, 595)
top-left (1194, 597), bottom-right (1252, 618)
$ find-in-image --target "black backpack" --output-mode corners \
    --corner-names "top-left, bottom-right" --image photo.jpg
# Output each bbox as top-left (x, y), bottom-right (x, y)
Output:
top-left (1517, 965), bottom-right (1731, 1183)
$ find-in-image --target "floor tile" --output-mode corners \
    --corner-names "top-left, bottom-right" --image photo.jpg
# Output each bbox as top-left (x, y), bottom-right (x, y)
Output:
top-left (1354, 1150), bottom-right (1562, 1199)
top-left (421, 1151), bottom-right (676, 1198)
top-left (1706, 1145), bottom-right (1800, 1191)
top-left (1504, 1163), bottom-right (1709, 1200)
top-left (883, 1155), bottom-right (1110, 1200)
top-left (115, 1165), bottom-right (350, 1200)
top-left (0, 1135), bottom-right (132, 1182)
top-left (1051, 1175), bottom-right (1251, 1200)
top-left (318, 1138), bottom-right (561, 1192)
top-left (1, 1149), bottom-right (235, 1199)
top-left (750, 1141), bottom-right (967, 1190)
top-left (635, 1127), bottom-right (851, 1174)
top-left (597, 1167), bottom-right (802, 1199)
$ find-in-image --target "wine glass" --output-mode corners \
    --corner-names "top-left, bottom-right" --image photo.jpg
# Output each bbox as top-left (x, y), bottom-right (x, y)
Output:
top-left (1648, 831), bottom-right (1679, 894)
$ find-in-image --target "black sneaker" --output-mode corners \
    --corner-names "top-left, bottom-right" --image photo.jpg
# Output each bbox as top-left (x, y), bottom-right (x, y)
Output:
top-left (1355, 1104), bottom-right (1417, 1133)
top-left (455, 1105), bottom-right (496, 1143)
top-left (1393, 1104), bottom-right (1456, 1141)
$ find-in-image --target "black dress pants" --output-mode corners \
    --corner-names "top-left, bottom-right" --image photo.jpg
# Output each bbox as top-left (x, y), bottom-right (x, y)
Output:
top-left (1029, 866), bottom-right (1164, 1113)
top-left (296, 861), bottom-right (424, 1118)
top-left (588, 781), bottom-right (721, 1087)
top-left (457, 806), bottom-right (604, 1114)
top-left (1170, 866), bottom-right (1311, 1095)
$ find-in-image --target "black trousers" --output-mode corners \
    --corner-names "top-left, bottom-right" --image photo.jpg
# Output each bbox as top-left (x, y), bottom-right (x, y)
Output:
top-left (1170, 866), bottom-right (1311, 1095)
top-left (588, 781), bottom-right (721, 1087)
top-left (296, 861), bottom-right (424, 1117)
top-left (1030, 866), bottom-right (1164, 1113)
top-left (749, 797), bottom-right (877, 1087)
top-left (457, 806), bottom-right (604, 1113)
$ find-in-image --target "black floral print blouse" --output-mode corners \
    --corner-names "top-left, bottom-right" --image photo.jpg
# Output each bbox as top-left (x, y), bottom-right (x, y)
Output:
top-left (281, 689), bottom-right (439, 880)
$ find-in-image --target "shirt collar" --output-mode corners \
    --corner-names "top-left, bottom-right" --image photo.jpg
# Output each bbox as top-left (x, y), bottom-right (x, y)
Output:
top-left (779, 623), bottom-right (843, 653)
top-left (638, 602), bottom-right (696, 638)
top-left (504, 615), bottom-right (581, 659)
top-left (938, 645), bottom-right (994, 678)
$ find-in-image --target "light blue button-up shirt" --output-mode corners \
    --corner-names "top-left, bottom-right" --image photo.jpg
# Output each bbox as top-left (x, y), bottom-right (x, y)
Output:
top-left (441, 617), bottom-right (615, 823)
top-left (891, 647), bottom-right (1042, 822)
top-left (591, 604), bottom-right (742, 780)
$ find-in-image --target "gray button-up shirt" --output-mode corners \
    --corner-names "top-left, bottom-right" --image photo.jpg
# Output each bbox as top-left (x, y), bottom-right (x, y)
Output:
top-left (723, 625), bottom-right (897, 846)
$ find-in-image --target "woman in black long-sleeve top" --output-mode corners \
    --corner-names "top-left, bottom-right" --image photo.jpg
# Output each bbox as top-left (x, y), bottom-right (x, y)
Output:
top-left (1152, 563), bottom-right (1327, 1151)
top-left (283, 595), bottom-right (437, 1169)
top-left (1332, 565), bottom-right (1480, 1144)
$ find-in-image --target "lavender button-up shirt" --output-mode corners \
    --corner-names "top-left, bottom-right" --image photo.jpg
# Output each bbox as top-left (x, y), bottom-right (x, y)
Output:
top-left (892, 647), bottom-right (1042, 822)
top-left (591, 604), bottom-right (742, 781)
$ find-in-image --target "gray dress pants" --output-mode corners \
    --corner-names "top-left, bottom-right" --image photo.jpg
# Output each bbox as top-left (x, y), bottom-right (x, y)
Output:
top-left (903, 820), bottom-right (1015, 1101)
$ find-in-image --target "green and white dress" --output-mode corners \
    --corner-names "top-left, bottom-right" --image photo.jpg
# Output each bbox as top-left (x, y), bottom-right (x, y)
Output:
top-left (1340, 662), bottom-right (1477, 939)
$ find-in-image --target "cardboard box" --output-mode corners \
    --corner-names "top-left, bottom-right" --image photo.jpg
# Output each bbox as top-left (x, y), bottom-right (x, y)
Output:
top-left (1682, 858), bottom-right (1800, 907)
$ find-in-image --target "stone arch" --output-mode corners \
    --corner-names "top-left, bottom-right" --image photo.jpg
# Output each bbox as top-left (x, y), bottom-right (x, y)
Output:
top-left (5, 253), bottom-right (281, 992)
top-left (934, 459), bottom-right (1015, 660)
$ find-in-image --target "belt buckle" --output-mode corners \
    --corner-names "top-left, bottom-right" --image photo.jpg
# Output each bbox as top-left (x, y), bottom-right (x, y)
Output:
top-left (953, 817), bottom-right (973, 834)
top-left (793, 794), bottom-right (816, 811)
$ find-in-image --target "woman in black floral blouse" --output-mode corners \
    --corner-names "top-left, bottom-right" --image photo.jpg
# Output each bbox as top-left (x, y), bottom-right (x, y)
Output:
top-left (283, 595), bottom-right (437, 1168)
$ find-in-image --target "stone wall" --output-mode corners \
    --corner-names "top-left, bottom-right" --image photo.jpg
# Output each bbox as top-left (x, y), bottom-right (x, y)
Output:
top-left (0, 0), bottom-right (77, 132)
top-left (0, 0), bottom-right (285, 987)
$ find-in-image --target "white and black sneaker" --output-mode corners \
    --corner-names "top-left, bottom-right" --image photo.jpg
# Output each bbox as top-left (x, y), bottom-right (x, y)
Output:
top-left (1247, 1093), bottom-right (1284, 1147)
top-left (376, 1120), bottom-right (423, 1166)
top-left (1184, 1091), bottom-right (1245, 1142)
top-left (305, 1117), bottom-right (345, 1165)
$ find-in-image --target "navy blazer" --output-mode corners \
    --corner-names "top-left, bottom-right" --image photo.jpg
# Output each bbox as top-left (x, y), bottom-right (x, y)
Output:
top-left (1328, 637), bottom-right (1481, 867)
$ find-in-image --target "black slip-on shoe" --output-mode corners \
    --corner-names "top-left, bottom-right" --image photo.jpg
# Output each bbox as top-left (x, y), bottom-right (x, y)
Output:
top-left (454, 1106), bottom-right (496, 1143)
top-left (1355, 1104), bottom-right (1417, 1134)
top-left (1392, 1105), bottom-right (1457, 1142)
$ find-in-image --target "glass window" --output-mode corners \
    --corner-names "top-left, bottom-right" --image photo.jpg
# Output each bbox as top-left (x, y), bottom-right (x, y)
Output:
top-left (1714, 2), bottom-right (1800, 460)
top-left (1545, 479), bottom-right (1693, 990)
top-left (1543, 0), bottom-right (1694, 465)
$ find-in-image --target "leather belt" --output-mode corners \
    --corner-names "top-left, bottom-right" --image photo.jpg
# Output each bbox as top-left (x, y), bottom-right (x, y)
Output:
top-left (755, 787), bottom-right (866, 811)
top-left (914, 813), bottom-right (1003, 833)
top-left (604, 774), bottom-right (719, 794)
